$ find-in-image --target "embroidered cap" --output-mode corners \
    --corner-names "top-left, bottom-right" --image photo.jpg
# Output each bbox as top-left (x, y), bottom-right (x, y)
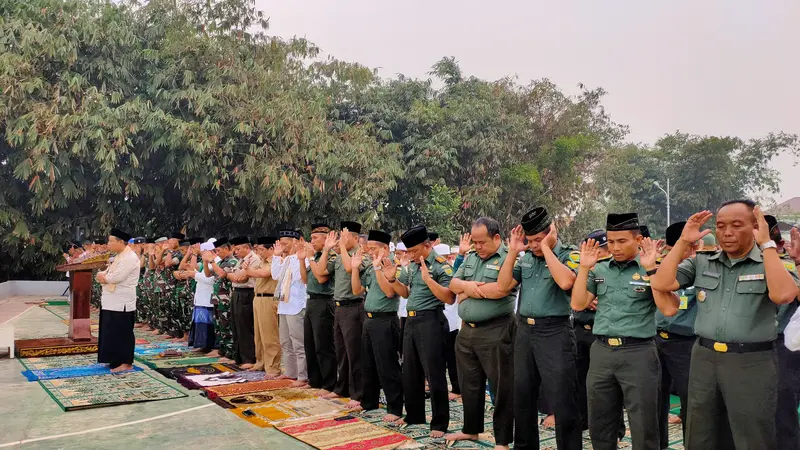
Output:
top-left (584, 229), bottom-right (608, 247)
top-left (606, 213), bottom-right (640, 232)
top-left (521, 207), bottom-right (551, 235)
top-left (279, 229), bottom-right (301, 239)
top-left (311, 222), bottom-right (331, 234)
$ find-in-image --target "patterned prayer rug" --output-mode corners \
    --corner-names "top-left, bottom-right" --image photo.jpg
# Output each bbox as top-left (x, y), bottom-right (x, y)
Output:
top-left (214, 388), bottom-right (320, 409)
top-left (136, 356), bottom-right (221, 370)
top-left (155, 363), bottom-right (240, 380)
top-left (203, 379), bottom-right (295, 399)
top-left (179, 370), bottom-right (266, 389)
top-left (21, 363), bottom-right (143, 381)
top-left (231, 397), bottom-right (350, 428)
top-left (277, 416), bottom-right (419, 449)
top-left (18, 354), bottom-right (99, 371)
top-left (39, 371), bottom-right (187, 411)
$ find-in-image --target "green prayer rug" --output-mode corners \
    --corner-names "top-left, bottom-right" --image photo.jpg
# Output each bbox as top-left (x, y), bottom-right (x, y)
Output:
top-left (39, 370), bottom-right (187, 411)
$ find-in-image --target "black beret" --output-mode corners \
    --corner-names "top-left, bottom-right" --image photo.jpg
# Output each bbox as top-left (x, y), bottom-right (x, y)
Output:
top-left (178, 239), bottom-right (190, 247)
top-left (606, 213), bottom-right (639, 232)
top-left (214, 237), bottom-right (229, 247)
top-left (188, 237), bottom-right (204, 245)
top-left (110, 228), bottom-right (132, 242)
top-left (170, 232), bottom-right (185, 240)
top-left (639, 226), bottom-right (651, 239)
top-left (311, 222), bottom-right (330, 234)
top-left (427, 232), bottom-right (439, 241)
top-left (145, 237), bottom-right (156, 244)
top-left (521, 207), bottom-right (551, 235)
top-left (133, 237), bottom-right (147, 245)
top-left (230, 236), bottom-right (250, 246)
top-left (368, 230), bottom-right (392, 246)
top-left (665, 222), bottom-right (686, 247)
top-left (584, 229), bottom-right (608, 247)
top-left (340, 221), bottom-right (362, 234)
top-left (279, 229), bottom-right (301, 239)
top-left (401, 225), bottom-right (429, 249)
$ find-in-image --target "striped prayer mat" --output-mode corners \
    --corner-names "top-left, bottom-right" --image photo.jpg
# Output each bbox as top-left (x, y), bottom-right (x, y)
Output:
top-left (230, 397), bottom-right (350, 428)
top-left (277, 417), bottom-right (418, 449)
top-left (203, 378), bottom-right (295, 399)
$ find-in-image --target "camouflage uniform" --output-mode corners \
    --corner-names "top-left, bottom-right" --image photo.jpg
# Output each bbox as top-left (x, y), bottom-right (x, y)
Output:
top-left (136, 267), bottom-right (148, 323)
top-left (152, 268), bottom-right (169, 331)
top-left (91, 270), bottom-right (102, 309)
top-left (212, 255), bottom-right (238, 359)
top-left (176, 276), bottom-right (194, 332)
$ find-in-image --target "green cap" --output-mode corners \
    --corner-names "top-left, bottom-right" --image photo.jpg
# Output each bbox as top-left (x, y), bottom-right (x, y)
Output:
top-left (701, 233), bottom-right (717, 246)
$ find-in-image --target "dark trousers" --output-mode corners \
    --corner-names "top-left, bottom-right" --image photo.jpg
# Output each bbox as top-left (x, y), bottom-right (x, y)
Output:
top-left (445, 329), bottom-right (460, 394)
top-left (403, 310), bottom-right (450, 432)
top-left (456, 317), bottom-right (514, 445)
top-left (97, 309), bottom-right (135, 368)
top-left (655, 333), bottom-right (693, 449)
top-left (230, 289), bottom-right (255, 365)
top-left (588, 339), bottom-right (661, 450)
top-left (515, 317), bottom-right (582, 450)
top-left (574, 323), bottom-right (626, 439)
top-left (305, 295), bottom-right (337, 391)
top-left (685, 342), bottom-right (775, 449)
top-left (333, 301), bottom-right (364, 400)
top-left (777, 335), bottom-right (800, 450)
top-left (361, 315), bottom-right (403, 416)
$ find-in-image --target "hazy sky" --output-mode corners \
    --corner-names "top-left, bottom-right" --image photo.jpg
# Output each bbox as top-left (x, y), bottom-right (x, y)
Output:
top-left (259, 0), bottom-right (799, 203)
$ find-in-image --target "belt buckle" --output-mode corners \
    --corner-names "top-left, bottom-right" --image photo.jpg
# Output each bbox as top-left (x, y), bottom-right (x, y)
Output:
top-left (659, 331), bottom-right (669, 339)
top-left (367, 312), bottom-right (373, 318)
top-left (468, 323), bottom-right (476, 328)
top-left (583, 324), bottom-right (591, 330)
top-left (408, 311), bottom-right (416, 317)
top-left (526, 318), bottom-right (535, 325)
top-left (607, 338), bottom-right (622, 347)
top-left (335, 301), bottom-right (341, 307)
top-left (713, 342), bottom-right (728, 353)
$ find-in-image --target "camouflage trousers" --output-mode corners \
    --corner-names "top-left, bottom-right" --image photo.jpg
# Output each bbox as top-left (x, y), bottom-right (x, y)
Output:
top-left (91, 271), bottom-right (102, 309)
top-left (215, 297), bottom-right (234, 359)
top-left (135, 284), bottom-right (149, 323)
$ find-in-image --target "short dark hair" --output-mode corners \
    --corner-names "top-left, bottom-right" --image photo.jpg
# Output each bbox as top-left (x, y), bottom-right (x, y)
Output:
top-left (473, 217), bottom-right (501, 238)
top-left (719, 199), bottom-right (756, 211)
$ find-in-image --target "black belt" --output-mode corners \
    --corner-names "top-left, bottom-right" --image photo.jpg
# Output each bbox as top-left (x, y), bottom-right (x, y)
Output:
top-left (366, 311), bottom-right (396, 318)
top-left (232, 287), bottom-right (254, 292)
top-left (518, 315), bottom-right (569, 326)
top-left (334, 298), bottom-right (363, 307)
top-left (309, 293), bottom-right (333, 300)
top-left (255, 293), bottom-right (274, 298)
top-left (698, 337), bottom-right (775, 353)
top-left (656, 330), bottom-right (695, 340)
top-left (596, 335), bottom-right (653, 347)
top-left (465, 314), bottom-right (512, 328)
top-left (407, 308), bottom-right (443, 318)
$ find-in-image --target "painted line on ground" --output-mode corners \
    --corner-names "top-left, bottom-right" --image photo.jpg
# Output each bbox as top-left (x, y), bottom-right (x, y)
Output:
top-left (2, 304), bottom-right (36, 324)
top-left (0, 403), bottom-right (214, 448)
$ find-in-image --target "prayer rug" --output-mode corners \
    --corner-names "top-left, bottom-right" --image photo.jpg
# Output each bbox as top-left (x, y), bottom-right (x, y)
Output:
top-left (134, 346), bottom-right (193, 356)
top-left (21, 363), bottom-right (143, 381)
top-left (179, 370), bottom-right (265, 389)
top-left (134, 341), bottom-right (188, 351)
top-left (135, 338), bottom-right (150, 345)
top-left (277, 416), bottom-right (418, 449)
top-left (46, 300), bottom-right (70, 306)
top-left (155, 363), bottom-right (239, 380)
top-left (203, 379), bottom-right (295, 399)
top-left (214, 388), bottom-right (319, 409)
top-left (18, 354), bottom-right (99, 371)
top-left (137, 356), bottom-right (221, 370)
top-left (231, 397), bottom-right (349, 428)
top-left (39, 371), bottom-right (187, 411)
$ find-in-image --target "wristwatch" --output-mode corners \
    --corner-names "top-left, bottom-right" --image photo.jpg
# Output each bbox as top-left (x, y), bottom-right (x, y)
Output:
top-left (760, 240), bottom-right (777, 251)
top-left (646, 268), bottom-right (658, 276)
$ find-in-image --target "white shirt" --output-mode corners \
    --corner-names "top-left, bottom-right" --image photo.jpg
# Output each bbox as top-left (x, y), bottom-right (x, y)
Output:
top-left (397, 297), bottom-right (408, 318)
top-left (100, 247), bottom-right (140, 312)
top-left (444, 302), bottom-right (461, 332)
top-left (272, 255), bottom-right (307, 315)
top-left (232, 251), bottom-right (260, 288)
top-left (193, 266), bottom-right (215, 307)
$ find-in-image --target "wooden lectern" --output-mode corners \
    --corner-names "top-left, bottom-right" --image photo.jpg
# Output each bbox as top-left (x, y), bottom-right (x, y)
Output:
top-left (14, 261), bottom-right (106, 358)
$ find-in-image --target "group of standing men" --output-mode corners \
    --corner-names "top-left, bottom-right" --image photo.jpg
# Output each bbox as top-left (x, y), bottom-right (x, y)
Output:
top-left (81, 197), bottom-right (800, 450)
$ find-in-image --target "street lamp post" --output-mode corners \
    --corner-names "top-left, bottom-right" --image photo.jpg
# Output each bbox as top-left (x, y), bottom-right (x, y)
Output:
top-left (654, 179), bottom-right (670, 229)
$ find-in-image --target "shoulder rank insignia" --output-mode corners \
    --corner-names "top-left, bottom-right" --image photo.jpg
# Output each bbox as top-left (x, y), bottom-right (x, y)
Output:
top-left (395, 267), bottom-right (402, 278)
top-left (566, 251), bottom-right (580, 270)
top-left (784, 261), bottom-right (797, 272)
top-left (443, 266), bottom-right (454, 276)
top-left (435, 255), bottom-right (447, 264)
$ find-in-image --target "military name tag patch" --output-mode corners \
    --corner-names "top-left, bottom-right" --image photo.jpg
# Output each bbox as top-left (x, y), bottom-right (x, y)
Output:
top-left (697, 290), bottom-right (707, 302)
top-left (486, 265), bottom-right (501, 270)
top-left (520, 262), bottom-right (532, 268)
top-left (629, 281), bottom-right (651, 287)
top-left (738, 274), bottom-right (765, 282)
top-left (702, 271), bottom-right (720, 278)
top-left (634, 286), bottom-right (647, 293)
top-left (594, 278), bottom-right (605, 283)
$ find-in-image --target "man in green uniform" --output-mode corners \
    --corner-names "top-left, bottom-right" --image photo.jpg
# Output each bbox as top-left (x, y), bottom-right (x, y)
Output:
top-left (655, 222), bottom-right (698, 448)
top-left (766, 215), bottom-right (800, 450)
top-left (160, 232), bottom-right (184, 338)
top-left (493, 208), bottom-right (580, 449)
top-left (132, 237), bottom-right (148, 328)
top-left (168, 239), bottom-right (191, 340)
top-left (446, 217), bottom-right (515, 449)
top-left (301, 223), bottom-right (338, 394)
top-left (652, 201), bottom-right (800, 449)
top-left (572, 212), bottom-right (680, 450)
top-left (310, 221), bottom-right (368, 407)
top-left (388, 225), bottom-right (454, 438)
top-left (350, 230), bottom-right (404, 422)
top-left (204, 237), bottom-right (238, 361)
top-left (139, 239), bottom-right (156, 332)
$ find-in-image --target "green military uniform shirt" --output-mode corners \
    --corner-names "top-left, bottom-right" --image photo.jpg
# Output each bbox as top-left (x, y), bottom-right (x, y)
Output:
top-left (454, 246), bottom-right (516, 323)
top-left (306, 252), bottom-right (334, 296)
top-left (587, 256), bottom-right (658, 338)
top-left (398, 249), bottom-right (454, 312)
top-left (570, 253), bottom-right (611, 325)
top-left (513, 241), bottom-right (575, 318)
top-left (327, 248), bottom-right (369, 301)
top-left (772, 253), bottom-right (798, 334)
top-left (676, 245), bottom-right (800, 343)
top-left (655, 286), bottom-right (698, 336)
top-left (361, 265), bottom-right (398, 313)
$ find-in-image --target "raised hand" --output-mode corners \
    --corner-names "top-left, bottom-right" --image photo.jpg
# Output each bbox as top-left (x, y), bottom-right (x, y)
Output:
top-left (508, 225), bottom-right (527, 255)
top-left (579, 239), bottom-right (600, 269)
top-left (399, 252), bottom-right (410, 267)
top-left (752, 206), bottom-right (772, 246)
top-left (542, 223), bottom-right (558, 249)
top-left (459, 233), bottom-right (472, 256)
top-left (351, 248), bottom-right (364, 271)
top-left (419, 256), bottom-right (432, 282)
top-left (639, 237), bottom-right (659, 269)
top-left (381, 257), bottom-right (398, 280)
top-left (296, 240), bottom-right (309, 260)
top-left (201, 251), bottom-right (214, 262)
top-left (789, 228), bottom-right (800, 263)
top-left (324, 231), bottom-right (338, 251)
top-left (273, 241), bottom-right (284, 257)
top-left (655, 239), bottom-right (666, 255)
top-left (681, 210), bottom-right (713, 244)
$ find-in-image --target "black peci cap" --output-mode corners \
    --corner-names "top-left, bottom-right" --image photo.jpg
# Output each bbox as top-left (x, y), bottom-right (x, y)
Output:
top-left (110, 228), bottom-right (132, 242)
top-left (230, 236), bottom-right (250, 246)
top-left (310, 222), bottom-right (330, 234)
top-left (521, 207), bottom-right (551, 235)
top-left (665, 222), bottom-right (687, 247)
top-left (169, 232), bottom-right (185, 240)
top-left (368, 230), bottom-right (392, 246)
top-left (279, 229), bottom-right (301, 239)
top-left (639, 226), bottom-right (651, 239)
top-left (188, 237), bottom-right (204, 245)
top-left (340, 221), bottom-right (362, 234)
top-left (214, 237), bottom-right (230, 247)
top-left (606, 213), bottom-right (640, 232)
top-left (401, 225), bottom-right (428, 248)
top-left (584, 229), bottom-right (608, 247)
top-left (427, 232), bottom-right (439, 241)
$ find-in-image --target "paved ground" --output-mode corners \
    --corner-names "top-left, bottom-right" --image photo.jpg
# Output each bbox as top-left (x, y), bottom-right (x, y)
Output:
top-left (0, 296), bottom-right (311, 450)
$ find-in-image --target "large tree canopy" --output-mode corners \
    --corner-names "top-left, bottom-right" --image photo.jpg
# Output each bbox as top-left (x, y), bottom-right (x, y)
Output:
top-left (1, 0), bottom-right (797, 280)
